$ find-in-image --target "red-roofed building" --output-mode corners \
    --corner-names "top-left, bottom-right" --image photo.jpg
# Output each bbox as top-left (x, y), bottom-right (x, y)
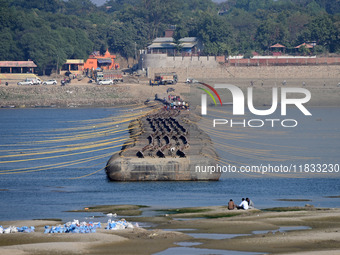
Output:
top-left (84, 49), bottom-right (119, 70)
top-left (270, 43), bottom-right (286, 48)
top-left (62, 59), bottom-right (84, 73)
top-left (270, 43), bottom-right (286, 55)
top-left (295, 43), bottom-right (314, 49)
top-left (0, 61), bottom-right (37, 73)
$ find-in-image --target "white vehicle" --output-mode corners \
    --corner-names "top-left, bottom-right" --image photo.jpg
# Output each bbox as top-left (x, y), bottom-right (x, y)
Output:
top-left (42, 79), bottom-right (57, 85)
top-left (97, 79), bottom-right (114, 85)
top-left (26, 77), bottom-right (42, 85)
top-left (17, 80), bottom-right (33, 85)
top-left (185, 78), bottom-right (199, 84)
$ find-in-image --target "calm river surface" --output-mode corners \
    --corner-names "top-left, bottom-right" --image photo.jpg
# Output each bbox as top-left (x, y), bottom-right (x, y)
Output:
top-left (0, 107), bottom-right (339, 221)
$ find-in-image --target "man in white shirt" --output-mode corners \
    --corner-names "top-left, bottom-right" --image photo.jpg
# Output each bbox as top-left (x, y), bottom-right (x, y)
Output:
top-left (237, 198), bottom-right (249, 210)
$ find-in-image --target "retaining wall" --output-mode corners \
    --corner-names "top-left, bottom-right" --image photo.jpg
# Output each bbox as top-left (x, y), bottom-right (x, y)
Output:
top-left (147, 65), bottom-right (340, 82)
top-left (142, 54), bottom-right (340, 81)
top-left (141, 54), bottom-right (219, 69)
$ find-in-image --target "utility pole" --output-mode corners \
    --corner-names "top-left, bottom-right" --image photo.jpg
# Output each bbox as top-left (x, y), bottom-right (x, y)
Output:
top-left (134, 42), bottom-right (137, 64)
top-left (56, 54), bottom-right (59, 78)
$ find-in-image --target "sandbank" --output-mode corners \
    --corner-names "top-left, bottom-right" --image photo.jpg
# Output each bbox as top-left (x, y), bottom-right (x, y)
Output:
top-left (1, 205), bottom-right (340, 254)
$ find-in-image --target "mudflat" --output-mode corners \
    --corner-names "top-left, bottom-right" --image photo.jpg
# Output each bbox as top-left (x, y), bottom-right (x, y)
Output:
top-left (1, 205), bottom-right (340, 254)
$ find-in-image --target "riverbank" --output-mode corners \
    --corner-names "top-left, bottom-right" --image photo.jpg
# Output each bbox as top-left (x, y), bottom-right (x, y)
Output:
top-left (1, 78), bottom-right (340, 108)
top-left (1, 205), bottom-right (340, 255)
top-left (0, 83), bottom-right (137, 108)
top-left (0, 79), bottom-right (191, 108)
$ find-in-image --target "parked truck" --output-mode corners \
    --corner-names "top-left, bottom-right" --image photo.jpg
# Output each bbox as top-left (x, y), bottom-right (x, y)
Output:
top-left (95, 70), bottom-right (123, 83)
top-left (150, 72), bottom-right (178, 85)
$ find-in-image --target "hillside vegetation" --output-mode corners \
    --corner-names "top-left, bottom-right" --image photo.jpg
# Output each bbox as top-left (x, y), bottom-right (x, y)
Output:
top-left (0, 0), bottom-right (339, 74)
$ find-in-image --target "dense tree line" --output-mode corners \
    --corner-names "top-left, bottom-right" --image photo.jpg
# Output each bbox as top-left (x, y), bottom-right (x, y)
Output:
top-left (0, 0), bottom-right (339, 74)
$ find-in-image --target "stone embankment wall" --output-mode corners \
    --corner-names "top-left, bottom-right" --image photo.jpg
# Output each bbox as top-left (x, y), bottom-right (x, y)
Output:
top-left (148, 65), bottom-right (340, 82)
top-left (141, 53), bottom-right (219, 70)
top-left (142, 54), bottom-right (340, 82)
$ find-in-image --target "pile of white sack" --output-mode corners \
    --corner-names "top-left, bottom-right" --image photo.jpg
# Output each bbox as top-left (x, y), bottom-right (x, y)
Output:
top-left (44, 219), bottom-right (101, 234)
top-left (105, 219), bottom-right (138, 230)
top-left (0, 226), bottom-right (35, 234)
top-left (0, 219), bottom-right (139, 234)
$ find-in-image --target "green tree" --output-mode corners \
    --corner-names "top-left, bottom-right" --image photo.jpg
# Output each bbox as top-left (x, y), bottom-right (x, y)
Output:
top-left (193, 14), bottom-right (235, 55)
top-left (286, 12), bottom-right (310, 44)
top-left (314, 0), bottom-right (340, 15)
top-left (136, 0), bottom-right (183, 39)
top-left (308, 14), bottom-right (338, 51)
top-left (298, 45), bottom-right (310, 55)
top-left (225, 8), bottom-right (258, 53)
top-left (0, 0), bottom-right (339, 68)
top-left (19, 28), bottom-right (56, 74)
top-left (0, 28), bottom-right (24, 60)
top-left (107, 22), bottom-right (138, 58)
top-left (234, 0), bottom-right (273, 12)
top-left (64, 0), bottom-right (96, 16)
top-left (11, 0), bottom-right (64, 13)
top-left (255, 19), bottom-right (289, 51)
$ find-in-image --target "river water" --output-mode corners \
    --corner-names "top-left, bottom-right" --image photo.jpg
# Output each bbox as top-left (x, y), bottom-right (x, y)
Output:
top-left (0, 107), bottom-right (339, 221)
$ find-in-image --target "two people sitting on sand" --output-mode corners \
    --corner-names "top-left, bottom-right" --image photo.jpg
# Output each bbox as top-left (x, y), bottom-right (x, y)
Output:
top-left (228, 197), bottom-right (255, 210)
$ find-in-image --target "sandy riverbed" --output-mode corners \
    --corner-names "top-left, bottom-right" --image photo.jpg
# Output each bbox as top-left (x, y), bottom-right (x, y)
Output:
top-left (1, 205), bottom-right (340, 255)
